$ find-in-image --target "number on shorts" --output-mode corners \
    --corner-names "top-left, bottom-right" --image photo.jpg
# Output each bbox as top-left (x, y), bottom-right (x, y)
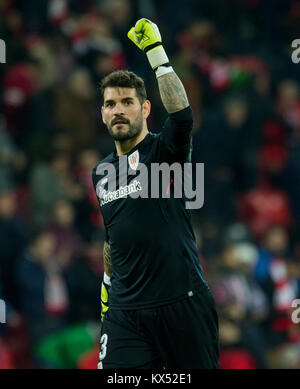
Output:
top-left (99, 333), bottom-right (108, 361)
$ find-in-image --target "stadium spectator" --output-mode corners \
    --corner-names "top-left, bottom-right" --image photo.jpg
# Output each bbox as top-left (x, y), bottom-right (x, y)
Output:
top-left (46, 199), bottom-right (83, 264)
top-left (0, 187), bottom-right (28, 309)
top-left (29, 150), bottom-right (82, 228)
top-left (15, 231), bottom-right (77, 346)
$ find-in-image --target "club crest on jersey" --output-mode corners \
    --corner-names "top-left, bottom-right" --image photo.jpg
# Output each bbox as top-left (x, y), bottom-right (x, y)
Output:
top-left (128, 150), bottom-right (139, 170)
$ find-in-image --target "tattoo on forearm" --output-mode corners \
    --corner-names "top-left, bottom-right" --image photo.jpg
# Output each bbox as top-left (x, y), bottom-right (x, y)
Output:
top-left (103, 241), bottom-right (113, 276)
top-left (157, 71), bottom-right (189, 113)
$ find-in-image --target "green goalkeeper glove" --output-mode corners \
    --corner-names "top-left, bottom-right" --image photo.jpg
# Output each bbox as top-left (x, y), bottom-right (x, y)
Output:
top-left (101, 273), bottom-right (111, 323)
top-left (127, 18), bottom-right (170, 71)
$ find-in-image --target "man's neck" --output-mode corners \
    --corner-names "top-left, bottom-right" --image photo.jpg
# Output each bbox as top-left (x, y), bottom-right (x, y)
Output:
top-left (115, 128), bottom-right (149, 155)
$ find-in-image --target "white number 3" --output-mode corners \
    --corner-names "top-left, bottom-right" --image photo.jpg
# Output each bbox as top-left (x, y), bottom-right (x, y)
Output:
top-left (99, 333), bottom-right (108, 361)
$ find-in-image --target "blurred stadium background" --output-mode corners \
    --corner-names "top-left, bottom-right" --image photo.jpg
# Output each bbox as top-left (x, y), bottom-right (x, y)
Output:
top-left (1, 0), bottom-right (300, 369)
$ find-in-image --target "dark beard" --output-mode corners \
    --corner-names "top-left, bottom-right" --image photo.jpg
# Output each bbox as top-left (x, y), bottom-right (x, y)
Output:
top-left (106, 114), bottom-right (143, 142)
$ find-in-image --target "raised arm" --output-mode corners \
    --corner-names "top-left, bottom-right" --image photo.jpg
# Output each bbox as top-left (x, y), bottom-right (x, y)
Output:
top-left (127, 18), bottom-right (193, 160)
top-left (128, 18), bottom-right (190, 114)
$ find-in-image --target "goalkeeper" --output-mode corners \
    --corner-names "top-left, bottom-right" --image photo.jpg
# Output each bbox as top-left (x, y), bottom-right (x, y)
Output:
top-left (93, 19), bottom-right (219, 368)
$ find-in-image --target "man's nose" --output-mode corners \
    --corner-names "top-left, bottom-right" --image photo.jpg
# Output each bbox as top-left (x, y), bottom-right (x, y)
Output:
top-left (113, 102), bottom-right (125, 115)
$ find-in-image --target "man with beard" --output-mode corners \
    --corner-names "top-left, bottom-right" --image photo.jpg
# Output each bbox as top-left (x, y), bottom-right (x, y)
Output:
top-left (92, 19), bottom-right (219, 368)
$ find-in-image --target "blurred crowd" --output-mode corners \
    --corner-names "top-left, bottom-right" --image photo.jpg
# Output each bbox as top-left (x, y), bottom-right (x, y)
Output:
top-left (1, 0), bottom-right (300, 369)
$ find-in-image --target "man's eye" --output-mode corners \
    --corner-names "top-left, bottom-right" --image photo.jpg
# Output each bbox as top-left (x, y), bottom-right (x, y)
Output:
top-left (125, 100), bottom-right (133, 105)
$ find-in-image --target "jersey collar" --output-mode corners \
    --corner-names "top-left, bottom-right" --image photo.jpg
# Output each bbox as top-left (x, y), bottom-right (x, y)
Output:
top-left (113, 133), bottom-right (152, 159)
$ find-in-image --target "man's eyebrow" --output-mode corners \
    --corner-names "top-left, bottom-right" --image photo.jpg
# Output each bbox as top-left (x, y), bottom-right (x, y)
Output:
top-left (104, 97), bottom-right (135, 104)
top-left (104, 99), bottom-right (115, 105)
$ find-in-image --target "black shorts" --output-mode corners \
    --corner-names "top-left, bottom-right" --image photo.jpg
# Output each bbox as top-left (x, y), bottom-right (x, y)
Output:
top-left (98, 287), bottom-right (219, 369)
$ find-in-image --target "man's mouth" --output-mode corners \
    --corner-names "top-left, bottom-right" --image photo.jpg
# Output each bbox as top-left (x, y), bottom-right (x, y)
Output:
top-left (113, 119), bottom-right (129, 126)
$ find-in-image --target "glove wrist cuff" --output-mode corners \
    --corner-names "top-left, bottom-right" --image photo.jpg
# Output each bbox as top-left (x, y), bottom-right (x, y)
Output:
top-left (155, 65), bottom-right (174, 78)
top-left (146, 45), bottom-right (169, 70)
top-left (103, 272), bottom-right (111, 286)
top-left (144, 42), bottom-right (163, 53)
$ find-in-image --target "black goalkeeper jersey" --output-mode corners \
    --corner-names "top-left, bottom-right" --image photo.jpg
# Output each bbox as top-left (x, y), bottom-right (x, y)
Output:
top-left (92, 106), bottom-right (208, 310)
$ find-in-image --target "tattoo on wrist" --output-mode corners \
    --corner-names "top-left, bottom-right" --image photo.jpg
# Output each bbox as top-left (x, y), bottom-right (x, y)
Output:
top-left (157, 71), bottom-right (189, 113)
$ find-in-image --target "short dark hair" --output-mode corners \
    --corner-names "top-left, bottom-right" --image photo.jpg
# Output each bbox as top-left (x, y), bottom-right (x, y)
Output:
top-left (100, 70), bottom-right (147, 104)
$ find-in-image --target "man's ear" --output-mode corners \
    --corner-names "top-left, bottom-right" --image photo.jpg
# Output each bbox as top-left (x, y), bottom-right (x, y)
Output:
top-left (142, 100), bottom-right (151, 119)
